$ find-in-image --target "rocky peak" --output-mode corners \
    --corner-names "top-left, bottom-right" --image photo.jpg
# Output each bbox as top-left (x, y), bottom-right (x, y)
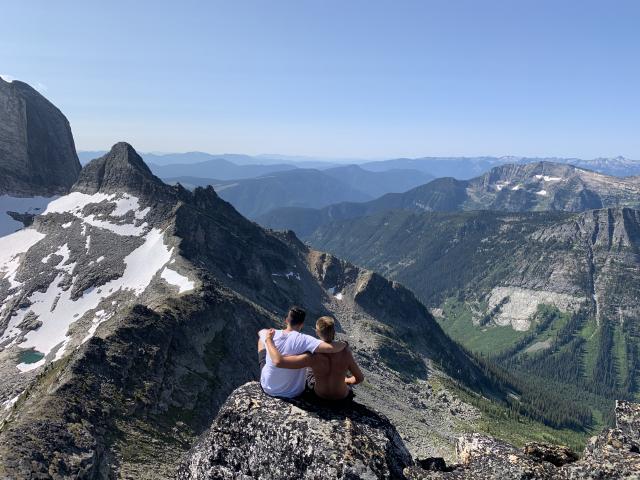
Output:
top-left (177, 382), bottom-right (413, 479)
top-left (0, 76), bottom-right (81, 196)
top-left (74, 142), bottom-right (166, 197)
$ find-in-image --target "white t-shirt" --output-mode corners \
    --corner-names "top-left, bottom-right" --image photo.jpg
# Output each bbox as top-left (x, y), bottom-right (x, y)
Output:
top-left (259, 329), bottom-right (322, 398)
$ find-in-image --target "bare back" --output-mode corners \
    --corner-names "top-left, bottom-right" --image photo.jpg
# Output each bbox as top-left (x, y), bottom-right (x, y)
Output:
top-left (309, 349), bottom-right (353, 400)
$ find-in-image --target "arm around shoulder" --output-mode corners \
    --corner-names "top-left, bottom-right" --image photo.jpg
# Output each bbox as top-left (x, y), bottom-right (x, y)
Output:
top-left (265, 330), bottom-right (313, 369)
top-left (315, 340), bottom-right (346, 354)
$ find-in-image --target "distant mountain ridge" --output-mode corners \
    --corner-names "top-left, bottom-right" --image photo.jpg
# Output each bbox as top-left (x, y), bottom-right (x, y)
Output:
top-left (258, 161), bottom-right (640, 237)
top-left (164, 165), bottom-right (433, 219)
top-left (79, 150), bottom-right (640, 179)
top-left (361, 155), bottom-right (640, 179)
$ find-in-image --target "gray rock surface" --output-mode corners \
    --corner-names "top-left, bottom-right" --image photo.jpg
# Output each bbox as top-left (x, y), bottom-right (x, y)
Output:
top-left (177, 381), bottom-right (413, 480)
top-left (0, 77), bottom-right (81, 196)
top-left (405, 400), bottom-right (640, 479)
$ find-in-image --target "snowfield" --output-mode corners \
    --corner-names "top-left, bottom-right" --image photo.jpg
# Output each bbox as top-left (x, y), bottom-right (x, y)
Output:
top-left (44, 192), bottom-right (149, 236)
top-left (0, 192), bottom-right (197, 373)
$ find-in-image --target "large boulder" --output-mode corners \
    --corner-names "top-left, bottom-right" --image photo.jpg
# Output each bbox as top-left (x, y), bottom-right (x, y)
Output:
top-left (177, 382), bottom-right (413, 479)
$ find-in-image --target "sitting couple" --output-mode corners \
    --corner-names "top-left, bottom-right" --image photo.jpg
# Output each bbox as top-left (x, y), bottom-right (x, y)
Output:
top-left (258, 306), bottom-right (364, 403)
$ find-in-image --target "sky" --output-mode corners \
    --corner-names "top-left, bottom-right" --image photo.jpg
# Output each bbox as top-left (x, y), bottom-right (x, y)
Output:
top-left (1, 1), bottom-right (639, 159)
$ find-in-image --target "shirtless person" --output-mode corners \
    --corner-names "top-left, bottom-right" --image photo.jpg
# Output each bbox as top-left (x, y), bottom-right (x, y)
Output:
top-left (264, 316), bottom-right (364, 401)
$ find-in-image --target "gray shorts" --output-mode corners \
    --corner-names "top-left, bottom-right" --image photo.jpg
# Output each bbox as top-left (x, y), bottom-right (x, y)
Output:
top-left (258, 349), bottom-right (267, 371)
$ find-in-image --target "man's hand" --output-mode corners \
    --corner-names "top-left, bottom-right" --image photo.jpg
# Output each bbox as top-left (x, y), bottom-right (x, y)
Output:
top-left (345, 376), bottom-right (358, 385)
top-left (266, 328), bottom-right (275, 342)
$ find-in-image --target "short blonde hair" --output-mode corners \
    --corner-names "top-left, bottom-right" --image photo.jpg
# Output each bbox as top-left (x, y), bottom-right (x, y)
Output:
top-left (316, 316), bottom-right (336, 342)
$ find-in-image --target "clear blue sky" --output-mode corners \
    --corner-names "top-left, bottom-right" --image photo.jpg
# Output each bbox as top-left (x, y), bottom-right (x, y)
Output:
top-left (2, 1), bottom-right (638, 158)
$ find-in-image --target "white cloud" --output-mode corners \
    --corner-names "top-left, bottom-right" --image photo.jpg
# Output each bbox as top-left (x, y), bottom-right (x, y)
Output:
top-left (0, 74), bottom-right (16, 83)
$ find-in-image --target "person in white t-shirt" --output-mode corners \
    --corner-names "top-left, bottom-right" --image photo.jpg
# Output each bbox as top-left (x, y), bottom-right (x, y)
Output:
top-left (257, 306), bottom-right (346, 398)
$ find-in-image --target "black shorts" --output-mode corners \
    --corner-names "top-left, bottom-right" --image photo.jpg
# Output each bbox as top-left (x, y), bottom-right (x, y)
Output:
top-left (302, 387), bottom-right (355, 407)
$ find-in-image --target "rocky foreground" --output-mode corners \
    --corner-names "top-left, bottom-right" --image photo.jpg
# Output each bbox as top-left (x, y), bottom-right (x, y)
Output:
top-left (180, 383), bottom-right (640, 480)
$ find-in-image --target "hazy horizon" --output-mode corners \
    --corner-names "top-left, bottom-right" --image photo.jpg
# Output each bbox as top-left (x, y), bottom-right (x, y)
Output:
top-left (75, 148), bottom-right (637, 164)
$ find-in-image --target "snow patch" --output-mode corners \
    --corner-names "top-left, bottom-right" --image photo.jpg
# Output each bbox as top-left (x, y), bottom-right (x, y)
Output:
top-left (161, 267), bottom-right (195, 293)
top-left (3, 391), bottom-right (22, 410)
top-left (272, 271), bottom-right (301, 281)
top-left (534, 175), bottom-right (562, 182)
top-left (535, 190), bottom-right (548, 196)
top-left (0, 228), bottom-right (46, 288)
top-left (494, 181), bottom-right (510, 191)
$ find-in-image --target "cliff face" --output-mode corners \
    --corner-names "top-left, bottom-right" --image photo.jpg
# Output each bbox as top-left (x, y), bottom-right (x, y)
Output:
top-left (0, 77), bottom-right (81, 196)
top-left (177, 382), bottom-right (413, 480)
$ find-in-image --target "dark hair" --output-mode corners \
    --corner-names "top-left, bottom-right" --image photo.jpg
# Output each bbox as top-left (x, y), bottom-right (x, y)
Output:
top-left (287, 306), bottom-right (306, 326)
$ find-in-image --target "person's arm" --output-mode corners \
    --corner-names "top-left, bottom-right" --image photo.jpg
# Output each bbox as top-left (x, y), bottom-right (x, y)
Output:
top-left (345, 350), bottom-right (365, 385)
top-left (314, 340), bottom-right (346, 354)
top-left (265, 329), bottom-right (313, 369)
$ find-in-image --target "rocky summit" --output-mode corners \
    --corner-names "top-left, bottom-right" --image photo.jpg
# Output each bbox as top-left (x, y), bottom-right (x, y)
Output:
top-left (177, 382), bottom-right (413, 480)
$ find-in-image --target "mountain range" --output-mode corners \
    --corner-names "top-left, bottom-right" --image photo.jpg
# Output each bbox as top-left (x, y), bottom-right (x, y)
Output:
top-left (258, 161), bottom-right (640, 236)
top-left (165, 165), bottom-right (433, 218)
top-left (79, 151), bottom-right (640, 179)
top-left (1, 138), bottom-right (525, 476)
top-left (2, 80), bottom-right (636, 479)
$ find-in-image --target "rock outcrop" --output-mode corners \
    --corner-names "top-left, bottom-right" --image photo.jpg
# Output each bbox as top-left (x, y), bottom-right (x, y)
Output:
top-left (405, 400), bottom-right (640, 479)
top-left (177, 382), bottom-right (413, 480)
top-left (0, 76), bottom-right (81, 196)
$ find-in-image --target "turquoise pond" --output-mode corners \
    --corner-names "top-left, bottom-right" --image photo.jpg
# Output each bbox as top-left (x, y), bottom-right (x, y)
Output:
top-left (18, 350), bottom-right (45, 364)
